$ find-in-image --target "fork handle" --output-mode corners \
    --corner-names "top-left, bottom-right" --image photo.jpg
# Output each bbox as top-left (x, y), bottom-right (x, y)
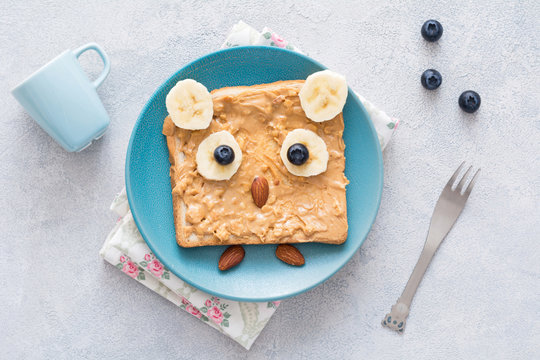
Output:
top-left (382, 236), bottom-right (440, 332)
top-left (400, 242), bottom-right (438, 306)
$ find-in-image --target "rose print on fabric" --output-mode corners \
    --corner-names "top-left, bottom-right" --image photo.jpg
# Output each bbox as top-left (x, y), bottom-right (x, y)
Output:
top-left (186, 304), bottom-right (203, 319)
top-left (208, 306), bottom-right (224, 324)
top-left (116, 256), bottom-right (145, 281)
top-left (177, 292), bottom-right (233, 327)
top-left (147, 259), bottom-right (164, 277)
top-left (197, 297), bottom-right (231, 327)
top-left (179, 298), bottom-right (209, 322)
top-left (139, 253), bottom-right (170, 280)
top-left (270, 33), bottom-right (287, 48)
top-left (262, 31), bottom-right (294, 50)
top-left (267, 301), bottom-right (281, 309)
top-left (122, 261), bottom-right (139, 278)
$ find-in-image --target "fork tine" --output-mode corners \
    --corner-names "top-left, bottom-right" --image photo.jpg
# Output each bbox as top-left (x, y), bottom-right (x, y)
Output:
top-left (464, 169), bottom-right (481, 196)
top-left (446, 162), bottom-right (465, 189)
top-left (456, 166), bottom-right (473, 192)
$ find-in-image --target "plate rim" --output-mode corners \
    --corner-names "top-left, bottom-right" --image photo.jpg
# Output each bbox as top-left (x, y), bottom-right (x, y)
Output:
top-left (125, 45), bottom-right (384, 302)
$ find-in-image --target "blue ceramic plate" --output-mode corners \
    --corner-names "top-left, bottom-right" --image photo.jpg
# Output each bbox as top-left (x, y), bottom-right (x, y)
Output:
top-left (126, 46), bottom-right (383, 302)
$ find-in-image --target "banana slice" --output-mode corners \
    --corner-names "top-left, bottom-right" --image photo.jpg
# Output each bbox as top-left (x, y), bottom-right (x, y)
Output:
top-left (196, 131), bottom-right (242, 180)
top-left (299, 70), bottom-right (348, 122)
top-left (280, 129), bottom-right (328, 177)
top-left (166, 79), bottom-right (213, 130)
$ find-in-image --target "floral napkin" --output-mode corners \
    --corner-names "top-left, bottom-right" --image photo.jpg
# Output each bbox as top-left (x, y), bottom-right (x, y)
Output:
top-left (100, 21), bottom-right (398, 350)
top-left (100, 190), bottom-right (279, 349)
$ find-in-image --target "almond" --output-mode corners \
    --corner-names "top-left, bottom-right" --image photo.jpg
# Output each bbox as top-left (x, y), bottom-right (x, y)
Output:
top-left (218, 245), bottom-right (245, 271)
top-left (276, 244), bottom-right (305, 266)
top-left (251, 176), bottom-right (269, 208)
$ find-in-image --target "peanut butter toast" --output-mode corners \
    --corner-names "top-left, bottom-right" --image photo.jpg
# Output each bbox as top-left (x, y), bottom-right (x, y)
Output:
top-left (162, 80), bottom-right (348, 247)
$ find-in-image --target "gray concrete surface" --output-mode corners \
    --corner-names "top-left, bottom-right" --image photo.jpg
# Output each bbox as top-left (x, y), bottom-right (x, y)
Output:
top-left (1, 1), bottom-right (539, 359)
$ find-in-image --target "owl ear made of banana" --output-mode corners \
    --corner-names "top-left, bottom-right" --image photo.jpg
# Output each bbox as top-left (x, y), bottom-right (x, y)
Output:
top-left (165, 70), bottom-right (348, 181)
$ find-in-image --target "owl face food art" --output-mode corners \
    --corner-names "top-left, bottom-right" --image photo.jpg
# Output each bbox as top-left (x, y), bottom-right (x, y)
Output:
top-left (162, 71), bottom-right (349, 252)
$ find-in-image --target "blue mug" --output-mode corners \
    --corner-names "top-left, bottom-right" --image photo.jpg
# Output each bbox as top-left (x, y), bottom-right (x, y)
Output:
top-left (11, 43), bottom-right (111, 152)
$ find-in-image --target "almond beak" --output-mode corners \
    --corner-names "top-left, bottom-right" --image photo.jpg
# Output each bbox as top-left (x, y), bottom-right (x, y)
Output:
top-left (251, 176), bottom-right (269, 208)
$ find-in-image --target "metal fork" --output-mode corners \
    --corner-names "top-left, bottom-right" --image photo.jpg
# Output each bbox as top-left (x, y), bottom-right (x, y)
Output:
top-left (382, 162), bottom-right (480, 333)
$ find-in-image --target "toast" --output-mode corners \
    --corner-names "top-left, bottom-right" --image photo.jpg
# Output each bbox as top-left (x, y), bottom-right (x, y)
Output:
top-left (162, 80), bottom-right (348, 247)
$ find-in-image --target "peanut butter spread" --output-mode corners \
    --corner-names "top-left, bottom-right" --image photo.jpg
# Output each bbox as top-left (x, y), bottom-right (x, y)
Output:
top-left (162, 80), bottom-right (349, 247)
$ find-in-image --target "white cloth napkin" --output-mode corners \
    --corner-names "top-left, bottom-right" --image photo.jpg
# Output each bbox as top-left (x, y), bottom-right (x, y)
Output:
top-left (100, 21), bottom-right (398, 350)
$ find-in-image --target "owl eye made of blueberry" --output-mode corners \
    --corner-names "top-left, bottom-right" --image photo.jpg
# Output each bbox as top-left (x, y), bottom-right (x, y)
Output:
top-left (196, 131), bottom-right (242, 180)
top-left (280, 129), bottom-right (329, 177)
top-left (214, 145), bottom-right (235, 165)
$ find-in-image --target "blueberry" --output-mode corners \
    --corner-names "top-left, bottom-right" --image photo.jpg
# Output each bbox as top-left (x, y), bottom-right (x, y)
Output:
top-left (458, 91), bottom-right (481, 113)
top-left (214, 145), bottom-right (235, 165)
top-left (287, 143), bottom-right (309, 165)
top-left (421, 69), bottom-right (442, 90)
top-left (421, 20), bottom-right (443, 42)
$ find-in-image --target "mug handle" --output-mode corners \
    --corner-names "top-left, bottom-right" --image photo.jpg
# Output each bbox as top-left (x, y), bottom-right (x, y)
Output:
top-left (73, 43), bottom-right (111, 89)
